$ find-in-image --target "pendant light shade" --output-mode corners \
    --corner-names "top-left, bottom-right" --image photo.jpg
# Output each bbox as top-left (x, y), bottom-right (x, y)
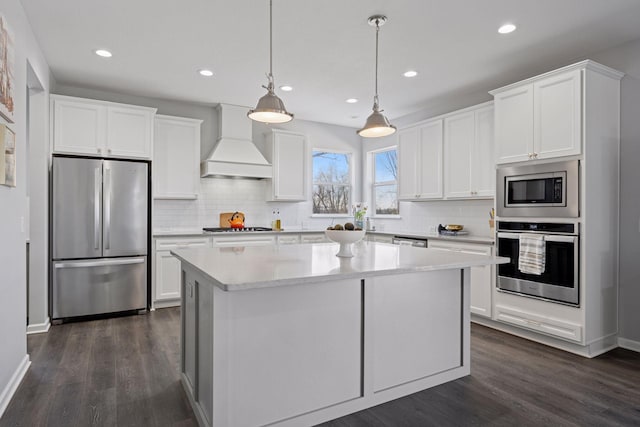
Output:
top-left (357, 15), bottom-right (396, 138)
top-left (248, 0), bottom-right (293, 124)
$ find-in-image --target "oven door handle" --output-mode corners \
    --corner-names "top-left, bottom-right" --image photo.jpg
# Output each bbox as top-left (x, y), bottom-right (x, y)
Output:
top-left (544, 235), bottom-right (578, 243)
top-left (497, 232), bottom-right (577, 244)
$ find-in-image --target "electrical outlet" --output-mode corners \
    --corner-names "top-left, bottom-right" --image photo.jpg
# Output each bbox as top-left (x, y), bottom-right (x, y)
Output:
top-left (428, 225), bottom-right (436, 233)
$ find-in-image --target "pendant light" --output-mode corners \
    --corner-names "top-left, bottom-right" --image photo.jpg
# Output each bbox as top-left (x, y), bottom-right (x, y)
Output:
top-left (357, 15), bottom-right (396, 138)
top-left (248, 0), bottom-right (294, 124)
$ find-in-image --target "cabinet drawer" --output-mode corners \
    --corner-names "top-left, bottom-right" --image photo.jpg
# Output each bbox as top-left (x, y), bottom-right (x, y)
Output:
top-left (212, 235), bottom-right (276, 247)
top-left (277, 235), bottom-right (301, 245)
top-left (155, 236), bottom-right (210, 250)
top-left (428, 240), bottom-right (492, 255)
top-left (495, 304), bottom-right (582, 343)
top-left (300, 233), bottom-right (328, 243)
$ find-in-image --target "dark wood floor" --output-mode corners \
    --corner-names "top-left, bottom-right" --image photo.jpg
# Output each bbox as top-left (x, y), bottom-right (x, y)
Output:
top-left (1, 309), bottom-right (639, 427)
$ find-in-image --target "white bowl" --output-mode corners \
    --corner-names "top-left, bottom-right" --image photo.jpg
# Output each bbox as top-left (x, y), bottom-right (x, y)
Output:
top-left (325, 230), bottom-right (366, 257)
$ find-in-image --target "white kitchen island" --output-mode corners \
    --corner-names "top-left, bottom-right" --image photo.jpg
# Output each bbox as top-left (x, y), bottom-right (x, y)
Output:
top-left (172, 241), bottom-right (507, 427)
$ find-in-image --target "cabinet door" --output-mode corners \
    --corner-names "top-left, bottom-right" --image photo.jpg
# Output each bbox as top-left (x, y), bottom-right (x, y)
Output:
top-left (534, 69), bottom-right (582, 159)
top-left (153, 116), bottom-right (201, 199)
top-left (156, 250), bottom-right (182, 300)
top-left (106, 106), bottom-right (154, 159)
top-left (494, 85), bottom-right (534, 164)
top-left (444, 112), bottom-right (474, 198)
top-left (428, 241), bottom-right (493, 318)
top-left (417, 120), bottom-right (443, 199)
top-left (397, 127), bottom-right (420, 200)
top-left (473, 106), bottom-right (495, 197)
top-left (52, 97), bottom-right (106, 156)
top-left (272, 132), bottom-right (306, 200)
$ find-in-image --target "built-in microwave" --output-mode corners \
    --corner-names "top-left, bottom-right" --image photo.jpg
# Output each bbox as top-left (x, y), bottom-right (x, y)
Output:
top-left (497, 160), bottom-right (579, 218)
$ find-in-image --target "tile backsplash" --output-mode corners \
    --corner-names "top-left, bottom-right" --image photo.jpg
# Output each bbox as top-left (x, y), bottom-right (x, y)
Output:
top-left (154, 179), bottom-right (495, 237)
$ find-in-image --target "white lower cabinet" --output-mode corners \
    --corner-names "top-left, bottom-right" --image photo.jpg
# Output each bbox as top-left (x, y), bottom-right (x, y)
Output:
top-left (428, 240), bottom-right (493, 318)
top-left (154, 236), bottom-right (211, 307)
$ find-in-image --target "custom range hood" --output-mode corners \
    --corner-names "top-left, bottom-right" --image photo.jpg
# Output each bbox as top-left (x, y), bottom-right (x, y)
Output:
top-left (201, 103), bottom-right (272, 179)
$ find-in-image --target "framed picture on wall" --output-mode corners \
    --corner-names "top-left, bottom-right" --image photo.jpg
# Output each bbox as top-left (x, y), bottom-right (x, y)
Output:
top-left (0, 14), bottom-right (15, 124)
top-left (0, 124), bottom-right (16, 187)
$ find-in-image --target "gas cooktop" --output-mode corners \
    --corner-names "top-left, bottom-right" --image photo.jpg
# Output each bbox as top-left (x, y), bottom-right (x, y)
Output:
top-left (203, 227), bottom-right (273, 233)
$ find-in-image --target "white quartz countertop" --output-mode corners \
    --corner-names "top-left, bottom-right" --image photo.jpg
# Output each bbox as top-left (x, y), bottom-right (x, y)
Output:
top-left (154, 228), bottom-right (494, 244)
top-left (171, 241), bottom-right (508, 291)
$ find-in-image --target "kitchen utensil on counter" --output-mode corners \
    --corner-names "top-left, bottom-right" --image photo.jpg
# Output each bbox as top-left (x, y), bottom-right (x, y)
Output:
top-left (438, 224), bottom-right (468, 236)
top-left (445, 224), bottom-right (464, 231)
top-left (219, 212), bottom-right (245, 228)
top-left (228, 212), bottom-right (245, 229)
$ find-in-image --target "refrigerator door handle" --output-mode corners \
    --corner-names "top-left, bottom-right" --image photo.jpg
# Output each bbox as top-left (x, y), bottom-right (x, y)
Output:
top-left (94, 167), bottom-right (101, 250)
top-left (54, 258), bottom-right (145, 269)
top-left (104, 166), bottom-right (111, 250)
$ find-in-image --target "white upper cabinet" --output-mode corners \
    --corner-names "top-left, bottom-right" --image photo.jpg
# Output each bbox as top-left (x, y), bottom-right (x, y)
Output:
top-left (52, 97), bottom-right (107, 156)
top-left (153, 115), bottom-right (202, 199)
top-left (533, 69), bottom-right (582, 159)
top-left (398, 119), bottom-right (443, 200)
top-left (51, 95), bottom-right (156, 159)
top-left (444, 104), bottom-right (495, 199)
top-left (106, 106), bottom-right (155, 158)
top-left (264, 130), bottom-right (307, 201)
top-left (492, 67), bottom-right (582, 164)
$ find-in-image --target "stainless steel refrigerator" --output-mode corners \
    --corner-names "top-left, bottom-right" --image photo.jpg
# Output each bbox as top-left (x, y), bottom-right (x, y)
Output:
top-left (51, 156), bottom-right (149, 319)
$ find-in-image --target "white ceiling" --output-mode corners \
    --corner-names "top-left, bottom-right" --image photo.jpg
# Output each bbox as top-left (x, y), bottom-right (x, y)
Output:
top-left (21, 0), bottom-right (640, 128)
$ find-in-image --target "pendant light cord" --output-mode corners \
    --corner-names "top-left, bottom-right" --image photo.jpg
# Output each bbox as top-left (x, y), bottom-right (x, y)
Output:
top-left (374, 19), bottom-right (379, 102)
top-left (269, 0), bottom-right (273, 79)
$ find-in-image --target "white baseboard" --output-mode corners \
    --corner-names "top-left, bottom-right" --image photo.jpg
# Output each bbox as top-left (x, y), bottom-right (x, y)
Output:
top-left (26, 317), bottom-right (51, 335)
top-left (0, 355), bottom-right (31, 419)
top-left (618, 337), bottom-right (640, 353)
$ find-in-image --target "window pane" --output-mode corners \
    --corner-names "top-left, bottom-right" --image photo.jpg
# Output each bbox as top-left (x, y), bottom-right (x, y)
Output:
top-left (313, 151), bottom-right (350, 184)
top-left (312, 184), bottom-right (350, 214)
top-left (375, 184), bottom-right (398, 215)
top-left (375, 150), bottom-right (397, 183)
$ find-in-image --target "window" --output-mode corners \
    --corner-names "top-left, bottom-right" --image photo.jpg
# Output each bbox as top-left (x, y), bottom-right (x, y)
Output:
top-left (312, 150), bottom-right (351, 214)
top-left (373, 148), bottom-right (399, 215)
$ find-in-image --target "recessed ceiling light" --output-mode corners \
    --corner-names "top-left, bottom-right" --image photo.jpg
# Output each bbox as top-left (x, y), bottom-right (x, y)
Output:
top-left (350, 115), bottom-right (359, 119)
top-left (280, 85), bottom-right (293, 92)
top-left (498, 23), bottom-right (517, 34)
top-left (94, 49), bottom-right (112, 58)
top-left (346, 98), bottom-right (358, 104)
top-left (198, 69), bottom-right (214, 77)
top-left (403, 70), bottom-right (418, 78)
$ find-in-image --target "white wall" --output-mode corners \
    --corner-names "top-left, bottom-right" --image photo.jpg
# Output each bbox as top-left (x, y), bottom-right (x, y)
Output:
top-left (589, 38), bottom-right (640, 343)
top-left (0, 0), bottom-right (50, 416)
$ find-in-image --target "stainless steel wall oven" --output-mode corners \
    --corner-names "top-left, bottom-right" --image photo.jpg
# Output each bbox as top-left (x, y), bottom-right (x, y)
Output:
top-left (496, 221), bottom-right (579, 306)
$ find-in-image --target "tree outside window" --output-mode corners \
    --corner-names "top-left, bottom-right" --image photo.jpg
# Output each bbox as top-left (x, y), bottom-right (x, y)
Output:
top-left (373, 148), bottom-right (399, 215)
top-left (312, 151), bottom-right (351, 214)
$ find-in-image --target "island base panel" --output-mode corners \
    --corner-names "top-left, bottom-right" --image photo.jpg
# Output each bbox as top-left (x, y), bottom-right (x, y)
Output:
top-left (180, 264), bottom-right (471, 427)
